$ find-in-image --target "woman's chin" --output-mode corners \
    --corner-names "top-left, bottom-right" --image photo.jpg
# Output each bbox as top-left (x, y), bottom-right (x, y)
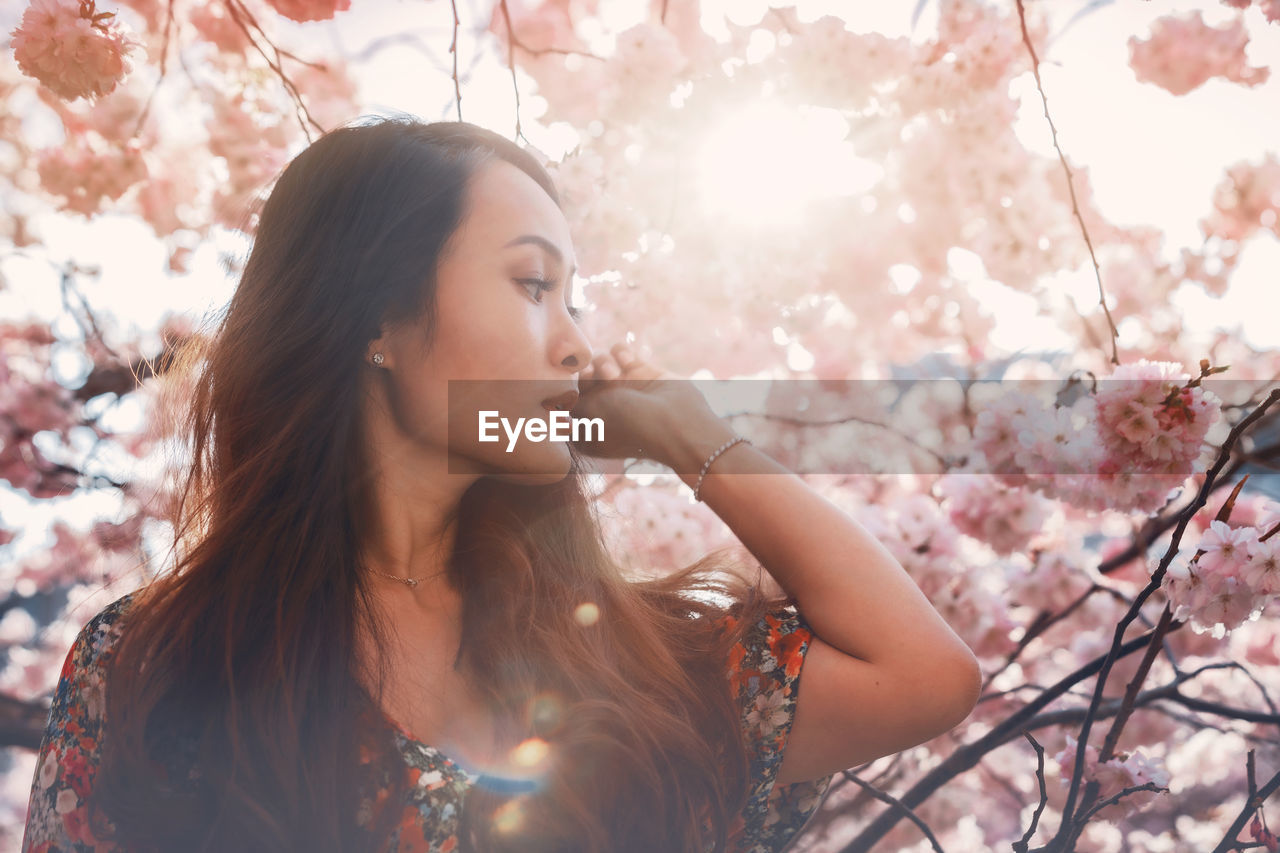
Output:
top-left (487, 444), bottom-right (574, 485)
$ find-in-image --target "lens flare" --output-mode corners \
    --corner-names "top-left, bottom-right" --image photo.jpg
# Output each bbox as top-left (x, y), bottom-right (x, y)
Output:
top-left (573, 601), bottom-right (600, 626)
top-left (526, 691), bottom-right (565, 734)
top-left (492, 798), bottom-right (525, 835)
top-left (510, 737), bottom-right (550, 768)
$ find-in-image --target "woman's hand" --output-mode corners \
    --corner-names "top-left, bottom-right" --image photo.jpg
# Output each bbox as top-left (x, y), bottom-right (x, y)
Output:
top-left (570, 342), bottom-right (719, 468)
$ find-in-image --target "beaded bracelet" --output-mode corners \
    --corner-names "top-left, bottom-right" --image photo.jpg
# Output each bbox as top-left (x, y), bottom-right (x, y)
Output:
top-left (692, 436), bottom-right (752, 502)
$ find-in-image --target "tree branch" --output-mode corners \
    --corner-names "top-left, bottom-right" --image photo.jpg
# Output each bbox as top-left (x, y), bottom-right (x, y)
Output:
top-left (1014, 0), bottom-right (1119, 365)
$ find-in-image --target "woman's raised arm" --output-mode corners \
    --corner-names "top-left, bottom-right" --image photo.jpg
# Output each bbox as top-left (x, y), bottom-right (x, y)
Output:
top-left (664, 410), bottom-right (982, 786)
top-left (579, 341), bottom-right (982, 786)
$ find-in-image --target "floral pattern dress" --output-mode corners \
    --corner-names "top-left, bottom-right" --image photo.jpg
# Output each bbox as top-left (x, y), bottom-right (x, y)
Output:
top-left (22, 591), bottom-right (833, 853)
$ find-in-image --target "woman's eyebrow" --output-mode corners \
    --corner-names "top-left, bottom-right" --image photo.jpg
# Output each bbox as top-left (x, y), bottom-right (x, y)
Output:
top-left (504, 234), bottom-right (578, 281)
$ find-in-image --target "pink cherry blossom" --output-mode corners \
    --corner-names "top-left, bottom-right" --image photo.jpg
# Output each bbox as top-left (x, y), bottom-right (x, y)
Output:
top-left (134, 140), bottom-right (206, 237)
top-left (1053, 736), bottom-right (1169, 821)
top-left (1162, 519), bottom-right (1277, 637)
top-left (1224, 0), bottom-right (1280, 23)
top-left (10, 0), bottom-right (140, 102)
top-left (1242, 536), bottom-right (1280, 595)
top-left (1004, 549), bottom-right (1093, 613)
top-left (771, 15), bottom-right (914, 109)
top-left (189, 0), bottom-right (255, 53)
top-left (1129, 10), bottom-right (1269, 96)
top-left (263, 0), bottom-right (350, 23)
top-left (939, 473), bottom-right (1052, 555)
top-left (1198, 575), bottom-right (1262, 633)
top-left (36, 133), bottom-right (148, 216)
top-left (1162, 558), bottom-right (1208, 620)
top-left (289, 59), bottom-right (360, 132)
top-left (604, 23), bottom-right (688, 114)
top-left (1201, 154), bottom-right (1280, 242)
top-left (1196, 519), bottom-right (1259, 575)
top-left (601, 482), bottom-right (735, 573)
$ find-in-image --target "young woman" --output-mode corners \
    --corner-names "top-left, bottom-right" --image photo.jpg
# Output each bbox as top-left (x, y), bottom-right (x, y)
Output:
top-left (21, 117), bottom-right (982, 853)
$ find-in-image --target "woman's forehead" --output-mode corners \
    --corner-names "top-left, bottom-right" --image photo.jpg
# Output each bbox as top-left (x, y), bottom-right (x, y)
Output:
top-left (462, 161), bottom-right (574, 259)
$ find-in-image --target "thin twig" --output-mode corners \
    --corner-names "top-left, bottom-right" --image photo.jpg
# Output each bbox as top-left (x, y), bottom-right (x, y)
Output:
top-left (449, 0), bottom-right (462, 121)
top-left (1211, 753), bottom-right (1280, 853)
top-left (722, 410), bottom-right (951, 470)
top-left (58, 263), bottom-right (125, 365)
top-left (841, 771), bottom-right (945, 853)
top-left (1078, 781), bottom-right (1168, 824)
top-left (497, 0), bottom-right (528, 144)
top-left (1012, 731), bottom-right (1049, 853)
top-left (1014, 0), bottom-right (1119, 365)
top-left (130, 0), bottom-right (177, 140)
top-left (224, 0), bottom-right (325, 140)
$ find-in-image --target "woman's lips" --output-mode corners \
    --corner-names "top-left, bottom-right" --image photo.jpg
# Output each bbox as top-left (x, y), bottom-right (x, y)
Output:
top-left (540, 389), bottom-right (580, 412)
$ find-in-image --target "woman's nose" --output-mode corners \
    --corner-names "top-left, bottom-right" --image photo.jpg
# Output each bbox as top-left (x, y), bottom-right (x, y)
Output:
top-left (556, 317), bottom-right (593, 373)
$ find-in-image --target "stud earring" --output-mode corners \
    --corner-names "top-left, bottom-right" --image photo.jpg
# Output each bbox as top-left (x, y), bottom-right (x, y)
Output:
top-left (371, 352), bottom-right (385, 366)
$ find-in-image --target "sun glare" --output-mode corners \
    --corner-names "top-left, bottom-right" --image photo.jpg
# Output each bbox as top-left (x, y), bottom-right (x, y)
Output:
top-left (693, 101), bottom-right (883, 229)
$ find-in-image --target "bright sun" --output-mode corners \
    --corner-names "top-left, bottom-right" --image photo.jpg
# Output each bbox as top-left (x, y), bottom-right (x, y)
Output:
top-left (692, 100), bottom-right (883, 229)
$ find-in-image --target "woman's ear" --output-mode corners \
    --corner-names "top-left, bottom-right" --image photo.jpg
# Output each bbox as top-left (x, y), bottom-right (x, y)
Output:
top-left (366, 334), bottom-right (391, 369)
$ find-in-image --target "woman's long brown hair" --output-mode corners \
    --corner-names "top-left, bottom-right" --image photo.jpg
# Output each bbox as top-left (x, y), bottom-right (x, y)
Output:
top-left (90, 115), bottom-right (783, 852)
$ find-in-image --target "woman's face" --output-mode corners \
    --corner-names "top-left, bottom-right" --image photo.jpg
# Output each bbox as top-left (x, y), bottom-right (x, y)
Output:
top-left (368, 158), bottom-right (594, 484)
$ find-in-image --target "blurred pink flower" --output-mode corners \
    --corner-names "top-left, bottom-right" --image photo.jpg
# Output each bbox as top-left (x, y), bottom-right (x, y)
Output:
top-left (36, 134), bottom-right (147, 216)
top-left (264, 0), bottom-right (350, 23)
top-left (1129, 10), bottom-right (1269, 96)
top-left (1201, 154), bottom-right (1280, 242)
top-left (10, 0), bottom-right (140, 101)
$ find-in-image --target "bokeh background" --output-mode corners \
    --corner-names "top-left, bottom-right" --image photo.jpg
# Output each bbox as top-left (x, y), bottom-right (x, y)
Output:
top-left (3, 1), bottom-right (1279, 850)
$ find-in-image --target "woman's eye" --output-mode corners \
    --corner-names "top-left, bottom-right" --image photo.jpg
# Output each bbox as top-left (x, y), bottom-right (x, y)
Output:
top-left (518, 278), bottom-right (583, 322)
top-left (516, 277), bottom-right (555, 302)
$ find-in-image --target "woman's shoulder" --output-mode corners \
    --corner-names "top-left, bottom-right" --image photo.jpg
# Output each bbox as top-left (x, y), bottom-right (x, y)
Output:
top-left (62, 588), bottom-right (145, 673)
top-left (717, 602), bottom-right (813, 675)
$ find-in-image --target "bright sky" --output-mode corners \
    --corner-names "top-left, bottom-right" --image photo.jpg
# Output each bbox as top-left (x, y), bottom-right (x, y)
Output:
top-left (3, 0), bottom-right (1276, 353)
top-left (0, 0), bottom-right (1277, 552)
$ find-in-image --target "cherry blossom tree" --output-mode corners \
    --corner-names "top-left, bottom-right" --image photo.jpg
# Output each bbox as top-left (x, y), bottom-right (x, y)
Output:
top-left (4, 0), bottom-right (1280, 850)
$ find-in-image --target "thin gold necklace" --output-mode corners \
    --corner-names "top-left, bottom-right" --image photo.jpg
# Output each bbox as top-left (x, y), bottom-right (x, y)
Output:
top-left (366, 567), bottom-right (449, 589)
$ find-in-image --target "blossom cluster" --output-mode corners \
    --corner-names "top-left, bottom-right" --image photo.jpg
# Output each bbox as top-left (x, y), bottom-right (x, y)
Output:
top-left (1162, 518), bottom-right (1280, 636)
top-left (264, 0), bottom-right (350, 23)
top-left (1221, 0), bottom-right (1280, 23)
top-left (1201, 153), bottom-right (1280, 243)
top-left (0, 322), bottom-right (79, 499)
top-left (1128, 10), bottom-right (1269, 96)
top-left (1094, 360), bottom-right (1221, 478)
top-left (1053, 735), bottom-right (1171, 822)
top-left (970, 361), bottom-right (1220, 513)
top-left (938, 474), bottom-right (1052, 556)
top-left (36, 133), bottom-right (147, 215)
top-left (10, 0), bottom-right (140, 101)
